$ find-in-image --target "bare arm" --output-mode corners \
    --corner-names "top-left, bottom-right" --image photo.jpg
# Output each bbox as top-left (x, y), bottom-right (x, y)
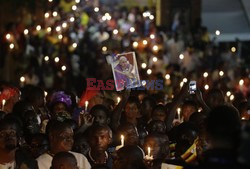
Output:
top-left (111, 89), bottom-right (131, 131)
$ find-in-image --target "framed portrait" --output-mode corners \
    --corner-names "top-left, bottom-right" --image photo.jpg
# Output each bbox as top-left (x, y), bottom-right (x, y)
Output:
top-left (111, 52), bottom-right (141, 91)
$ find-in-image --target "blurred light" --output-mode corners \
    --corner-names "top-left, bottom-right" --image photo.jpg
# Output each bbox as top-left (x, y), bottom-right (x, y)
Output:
top-left (70, 17), bottom-right (75, 22)
top-left (113, 29), bottom-right (118, 35)
top-left (117, 97), bottom-right (121, 104)
top-left (44, 56), bottom-right (49, 61)
top-left (142, 80), bottom-right (147, 86)
top-left (150, 34), bottom-right (155, 39)
top-left (106, 15), bottom-right (112, 20)
top-left (147, 69), bottom-right (152, 75)
top-left (102, 16), bottom-right (107, 21)
top-left (6, 33), bottom-right (11, 40)
top-left (143, 11), bottom-right (150, 18)
top-left (58, 34), bottom-right (63, 40)
top-left (9, 43), bottom-right (14, 49)
top-left (141, 63), bottom-right (147, 69)
top-left (44, 12), bottom-right (49, 18)
top-left (239, 79), bottom-right (244, 86)
top-left (36, 25), bottom-right (41, 31)
top-left (165, 74), bottom-right (170, 80)
top-left (231, 47), bottom-right (236, 53)
top-left (75, 0), bottom-right (80, 3)
top-left (72, 5), bottom-right (77, 11)
top-left (24, 29), bottom-right (29, 35)
top-left (130, 27), bottom-right (135, 33)
top-left (47, 27), bottom-right (52, 33)
top-left (230, 94), bottom-right (234, 101)
top-left (44, 91), bottom-right (48, 97)
top-left (215, 30), bottom-right (220, 35)
top-left (180, 81), bottom-right (184, 88)
top-left (61, 65), bottom-right (67, 71)
top-left (219, 71), bottom-right (224, 77)
top-left (48, 0), bottom-right (53, 2)
top-left (198, 108), bottom-right (202, 112)
top-left (54, 57), bottom-right (60, 63)
top-left (133, 42), bottom-right (138, 48)
top-left (226, 91), bottom-right (231, 97)
top-left (20, 76), bottom-right (25, 82)
top-left (204, 84), bottom-right (209, 90)
top-left (149, 15), bottom-right (154, 20)
top-left (152, 45), bottom-right (158, 52)
top-left (62, 22), bottom-right (67, 28)
top-left (152, 57), bottom-right (158, 62)
top-left (183, 78), bottom-right (187, 83)
top-left (102, 46), bottom-right (107, 52)
top-left (143, 40), bottom-right (148, 45)
top-left (56, 26), bottom-right (61, 32)
top-left (179, 54), bottom-right (184, 60)
top-left (94, 7), bottom-right (99, 12)
top-left (105, 13), bottom-right (110, 16)
top-left (203, 72), bottom-right (208, 78)
top-left (52, 11), bottom-right (58, 17)
top-left (72, 43), bottom-right (77, 48)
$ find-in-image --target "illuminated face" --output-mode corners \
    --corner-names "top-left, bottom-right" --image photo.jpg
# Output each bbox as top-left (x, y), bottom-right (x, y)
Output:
top-left (52, 128), bottom-right (74, 152)
top-left (89, 129), bottom-right (111, 152)
top-left (0, 125), bottom-right (18, 151)
top-left (119, 57), bottom-right (128, 68)
top-left (125, 103), bottom-right (140, 119)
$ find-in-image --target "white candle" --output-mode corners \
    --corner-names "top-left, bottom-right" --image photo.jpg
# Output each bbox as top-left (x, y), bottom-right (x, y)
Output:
top-left (121, 135), bottom-right (124, 147)
top-left (85, 101), bottom-right (89, 112)
top-left (147, 147), bottom-right (151, 157)
top-left (117, 97), bottom-right (121, 104)
top-left (177, 108), bottom-right (181, 121)
top-left (2, 99), bottom-right (6, 111)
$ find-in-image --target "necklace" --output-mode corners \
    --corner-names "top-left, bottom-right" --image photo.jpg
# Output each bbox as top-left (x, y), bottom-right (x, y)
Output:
top-left (88, 150), bottom-right (108, 164)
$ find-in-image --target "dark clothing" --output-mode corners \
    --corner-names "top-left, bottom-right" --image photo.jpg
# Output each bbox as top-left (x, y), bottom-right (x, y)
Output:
top-left (15, 148), bottom-right (38, 169)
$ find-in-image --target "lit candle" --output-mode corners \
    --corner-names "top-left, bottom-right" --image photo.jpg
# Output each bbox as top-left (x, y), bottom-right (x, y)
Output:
top-left (145, 146), bottom-right (153, 160)
top-left (177, 108), bottom-right (181, 121)
top-left (121, 135), bottom-right (124, 147)
top-left (2, 99), bottom-right (6, 111)
top-left (85, 101), bottom-right (89, 112)
top-left (117, 97), bottom-right (121, 104)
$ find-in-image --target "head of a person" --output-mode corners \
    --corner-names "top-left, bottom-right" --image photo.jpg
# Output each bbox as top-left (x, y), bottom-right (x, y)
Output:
top-left (176, 122), bottom-right (199, 145)
top-left (88, 125), bottom-right (112, 152)
top-left (0, 86), bottom-right (20, 113)
top-left (49, 91), bottom-right (72, 120)
top-left (90, 105), bottom-right (110, 125)
top-left (22, 110), bottom-right (40, 135)
top-left (206, 89), bottom-right (225, 109)
top-left (151, 104), bottom-right (167, 122)
top-left (206, 105), bottom-right (241, 149)
top-left (0, 117), bottom-right (22, 152)
top-left (116, 123), bottom-right (139, 146)
top-left (141, 97), bottom-right (156, 121)
top-left (146, 120), bottom-right (166, 134)
top-left (22, 85), bottom-right (45, 110)
top-left (26, 133), bottom-right (49, 158)
top-left (12, 100), bottom-right (34, 116)
top-left (143, 134), bottom-right (170, 159)
top-left (181, 100), bottom-right (198, 122)
top-left (124, 97), bottom-right (141, 120)
top-left (51, 152), bottom-right (78, 169)
top-left (113, 145), bottom-right (146, 169)
top-left (47, 121), bottom-right (74, 153)
top-left (119, 56), bottom-right (128, 68)
top-left (72, 134), bottom-right (90, 156)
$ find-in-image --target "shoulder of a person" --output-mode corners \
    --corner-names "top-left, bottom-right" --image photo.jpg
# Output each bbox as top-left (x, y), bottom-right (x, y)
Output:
top-left (69, 151), bottom-right (88, 160)
top-left (36, 153), bottom-right (52, 161)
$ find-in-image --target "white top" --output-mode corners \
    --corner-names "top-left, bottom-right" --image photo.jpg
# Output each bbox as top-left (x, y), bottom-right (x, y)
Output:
top-left (0, 161), bottom-right (15, 169)
top-left (37, 151), bottom-right (91, 169)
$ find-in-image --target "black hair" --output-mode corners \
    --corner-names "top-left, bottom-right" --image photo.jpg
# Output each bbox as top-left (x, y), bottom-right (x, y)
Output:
top-left (126, 96), bottom-right (140, 109)
top-left (51, 152), bottom-right (77, 168)
top-left (90, 104), bottom-right (111, 118)
top-left (87, 124), bottom-right (112, 139)
top-left (0, 116), bottom-right (22, 137)
top-left (46, 120), bottom-right (72, 137)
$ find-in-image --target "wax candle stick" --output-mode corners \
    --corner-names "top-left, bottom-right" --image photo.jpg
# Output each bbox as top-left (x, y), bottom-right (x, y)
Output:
top-left (2, 99), bottom-right (6, 111)
top-left (121, 135), bottom-right (124, 147)
top-left (177, 108), bottom-right (181, 121)
top-left (85, 101), bottom-right (89, 112)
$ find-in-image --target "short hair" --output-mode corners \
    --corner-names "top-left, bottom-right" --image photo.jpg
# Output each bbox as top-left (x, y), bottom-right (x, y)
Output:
top-left (90, 104), bottom-right (111, 118)
top-left (51, 152), bottom-right (77, 169)
top-left (0, 116), bottom-right (22, 137)
top-left (126, 96), bottom-right (140, 109)
top-left (88, 125), bottom-right (112, 139)
top-left (46, 120), bottom-right (72, 137)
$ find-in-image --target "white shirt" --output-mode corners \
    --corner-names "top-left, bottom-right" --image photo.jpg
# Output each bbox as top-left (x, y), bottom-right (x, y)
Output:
top-left (37, 151), bottom-right (91, 169)
top-left (0, 161), bottom-right (15, 169)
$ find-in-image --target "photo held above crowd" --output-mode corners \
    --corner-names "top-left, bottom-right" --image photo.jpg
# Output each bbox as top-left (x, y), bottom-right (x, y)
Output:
top-left (0, 0), bottom-right (250, 169)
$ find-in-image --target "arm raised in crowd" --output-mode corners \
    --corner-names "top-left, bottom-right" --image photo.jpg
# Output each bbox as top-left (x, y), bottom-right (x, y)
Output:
top-left (165, 82), bottom-right (189, 131)
top-left (111, 89), bottom-right (131, 131)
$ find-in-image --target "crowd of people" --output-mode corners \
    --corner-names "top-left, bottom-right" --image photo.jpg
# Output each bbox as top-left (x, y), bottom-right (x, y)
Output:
top-left (0, 0), bottom-right (250, 169)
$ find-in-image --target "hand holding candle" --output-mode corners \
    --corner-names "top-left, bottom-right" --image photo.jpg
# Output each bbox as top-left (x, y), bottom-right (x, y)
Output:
top-left (145, 147), bottom-right (153, 160)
